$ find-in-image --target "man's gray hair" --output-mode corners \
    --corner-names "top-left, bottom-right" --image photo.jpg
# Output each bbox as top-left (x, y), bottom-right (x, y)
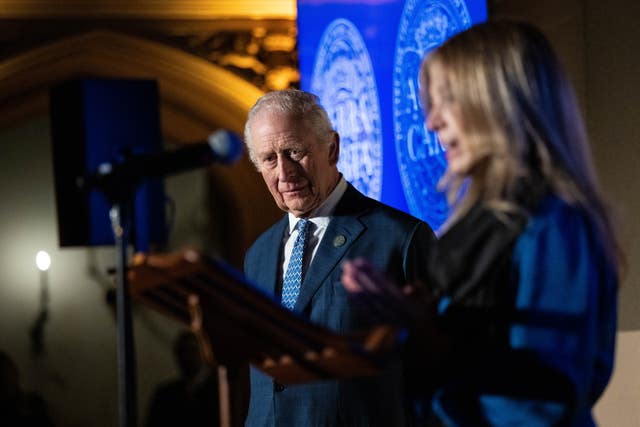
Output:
top-left (244, 89), bottom-right (335, 165)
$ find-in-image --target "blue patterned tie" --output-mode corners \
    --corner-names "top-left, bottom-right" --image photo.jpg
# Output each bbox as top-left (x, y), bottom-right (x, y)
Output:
top-left (281, 218), bottom-right (310, 310)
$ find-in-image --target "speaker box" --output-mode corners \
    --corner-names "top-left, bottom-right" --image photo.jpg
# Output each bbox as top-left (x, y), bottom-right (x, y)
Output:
top-left (50, 78), bottom-right (166, 250)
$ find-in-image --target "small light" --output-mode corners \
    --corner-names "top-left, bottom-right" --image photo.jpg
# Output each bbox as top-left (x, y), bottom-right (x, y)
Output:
top-left (35, 251), bottom-right (51, 272)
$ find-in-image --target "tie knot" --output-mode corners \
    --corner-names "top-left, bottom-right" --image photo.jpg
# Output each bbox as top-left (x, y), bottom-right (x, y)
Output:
top-left (296, 218), bottom-right (309, 233)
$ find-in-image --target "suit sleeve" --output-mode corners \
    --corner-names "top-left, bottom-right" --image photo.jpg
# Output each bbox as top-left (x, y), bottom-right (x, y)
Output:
top-left (402, 221), bottom-right (436, 288)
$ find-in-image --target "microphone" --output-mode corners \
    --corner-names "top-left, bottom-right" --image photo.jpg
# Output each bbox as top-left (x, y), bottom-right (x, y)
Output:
top-left (78, 130), bottom-right (243, 192)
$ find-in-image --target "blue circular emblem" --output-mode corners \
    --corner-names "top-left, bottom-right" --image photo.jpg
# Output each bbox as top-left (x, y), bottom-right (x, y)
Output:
top-left (311, 18), bottom-right (383, 200)
top-left (392, 0), bottom-right (471, 228)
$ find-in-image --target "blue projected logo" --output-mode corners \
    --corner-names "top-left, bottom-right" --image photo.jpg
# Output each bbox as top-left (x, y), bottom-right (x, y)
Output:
top-left (392, 0), bottom-right (471, 228)
top-left (311, 18), bottom-right (383, 200)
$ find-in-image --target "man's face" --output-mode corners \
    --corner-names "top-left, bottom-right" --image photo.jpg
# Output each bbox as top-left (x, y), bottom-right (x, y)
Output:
top-left (248, 111), bottom-right (340, 217)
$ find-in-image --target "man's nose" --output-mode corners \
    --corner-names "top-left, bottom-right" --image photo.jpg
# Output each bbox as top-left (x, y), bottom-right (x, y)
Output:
top-left (277, 156), bottom-right (297, 181)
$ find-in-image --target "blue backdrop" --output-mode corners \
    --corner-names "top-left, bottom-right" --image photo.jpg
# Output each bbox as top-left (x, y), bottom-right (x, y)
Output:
top-left (298, 0), bottom-right (486, 229)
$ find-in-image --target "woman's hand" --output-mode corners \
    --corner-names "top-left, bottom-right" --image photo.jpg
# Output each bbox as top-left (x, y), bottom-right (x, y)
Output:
top-left (342, 258), bottom-right (451, 388)
top-left (341, 258), bottom-right (430, 327)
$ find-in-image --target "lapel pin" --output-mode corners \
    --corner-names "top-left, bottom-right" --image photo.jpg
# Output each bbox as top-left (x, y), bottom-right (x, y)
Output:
top-left (333, 235), bottom-right (346, 247)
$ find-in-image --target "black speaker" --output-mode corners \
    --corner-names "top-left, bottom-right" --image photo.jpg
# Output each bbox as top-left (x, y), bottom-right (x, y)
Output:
top-left (50, 78), bottom-right (166, 250)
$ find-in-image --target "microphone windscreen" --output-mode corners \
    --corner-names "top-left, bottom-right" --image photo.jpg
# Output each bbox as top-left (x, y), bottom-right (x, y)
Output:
top-left (207, 130), bottom-right (243, 164)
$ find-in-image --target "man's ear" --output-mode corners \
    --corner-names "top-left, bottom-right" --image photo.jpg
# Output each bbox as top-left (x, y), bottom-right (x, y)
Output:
top-left (329, 131), bottom-right (340, 165)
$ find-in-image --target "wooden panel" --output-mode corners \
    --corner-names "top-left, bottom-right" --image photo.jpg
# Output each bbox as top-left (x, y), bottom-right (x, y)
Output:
top-left (0, 0), bottom-right (296, 19)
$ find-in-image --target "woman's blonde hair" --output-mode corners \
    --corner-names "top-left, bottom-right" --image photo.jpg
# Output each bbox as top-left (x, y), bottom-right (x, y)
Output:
top-left (420, 21), bottom-right (623, 273)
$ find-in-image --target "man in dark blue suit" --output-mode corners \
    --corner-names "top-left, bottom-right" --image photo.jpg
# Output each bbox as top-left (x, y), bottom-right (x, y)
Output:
top-left (242, 89), bottom-right (434, 426)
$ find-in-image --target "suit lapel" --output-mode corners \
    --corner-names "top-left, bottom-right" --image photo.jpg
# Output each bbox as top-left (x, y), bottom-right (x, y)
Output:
top-left (256, 216), bottom-right (288, 296)
top-left (294, 184), bottom-right (370, 312)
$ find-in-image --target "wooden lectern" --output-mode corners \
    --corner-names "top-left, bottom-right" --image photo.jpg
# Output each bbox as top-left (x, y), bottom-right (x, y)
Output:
top-left (127, 250), bottom-right (401, 427)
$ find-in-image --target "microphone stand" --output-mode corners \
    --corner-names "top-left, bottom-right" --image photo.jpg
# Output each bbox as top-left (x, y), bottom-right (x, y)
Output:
top-left (99, 173), bottom-right (138, 427)
top-left (81, 133), bottom-right (242, 426)
top-left (110, 201), bottom-right (137, 427)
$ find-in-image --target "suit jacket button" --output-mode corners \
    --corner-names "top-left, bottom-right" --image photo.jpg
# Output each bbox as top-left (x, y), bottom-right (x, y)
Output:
top-left (273, 381), bottom-right (285, 392)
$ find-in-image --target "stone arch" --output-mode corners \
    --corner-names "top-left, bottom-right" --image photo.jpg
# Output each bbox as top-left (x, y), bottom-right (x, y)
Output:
top-left (0, 30), bottom-right (267, 135)
top-left (0, 30), bottom-right (281, 265)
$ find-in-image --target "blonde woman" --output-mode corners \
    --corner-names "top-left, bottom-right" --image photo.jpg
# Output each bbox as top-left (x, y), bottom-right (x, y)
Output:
top-left (342, 21), bottom-right (622, 426)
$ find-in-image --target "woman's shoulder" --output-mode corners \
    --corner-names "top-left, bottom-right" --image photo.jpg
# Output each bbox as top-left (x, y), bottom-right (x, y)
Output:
top-left (522, 195), bottom-right (589, 236)
top-left (515, 194), bottom-right (608, 268)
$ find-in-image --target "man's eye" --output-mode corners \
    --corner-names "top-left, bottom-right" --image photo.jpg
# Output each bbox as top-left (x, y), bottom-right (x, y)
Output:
top-left (262, 155), bottom-right (276, 166)
top-left (289, 150), bottom-right (304, 161)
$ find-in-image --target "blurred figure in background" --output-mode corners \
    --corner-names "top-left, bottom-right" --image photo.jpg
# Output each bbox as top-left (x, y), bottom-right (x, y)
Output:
top-left (0, 350), bottom-right (54, 427)
top-left (146, 330), bottom-right (219, 427)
